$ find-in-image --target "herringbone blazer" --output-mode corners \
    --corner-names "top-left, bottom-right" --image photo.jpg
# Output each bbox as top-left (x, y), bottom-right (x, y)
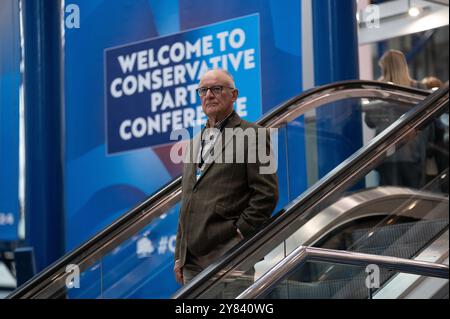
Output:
top-left (175, 112), bottom-right (279, 268)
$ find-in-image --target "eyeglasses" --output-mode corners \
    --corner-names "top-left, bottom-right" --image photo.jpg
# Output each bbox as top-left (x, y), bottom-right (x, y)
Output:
top-left (196, 85), bottom-right (234, 97)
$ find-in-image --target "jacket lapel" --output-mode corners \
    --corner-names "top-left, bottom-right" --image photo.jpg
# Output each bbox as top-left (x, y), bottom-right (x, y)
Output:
top-left (193, 112), bottom-right (241, 187)
top-left (183, 133), bottom-right (201, 186)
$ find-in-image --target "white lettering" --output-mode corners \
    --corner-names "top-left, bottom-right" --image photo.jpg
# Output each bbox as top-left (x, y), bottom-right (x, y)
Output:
top-left (118, 53), bottom-right (137, 74)
top-left (157, 45), bottom-right (170, 66)
top-left (138, 72), bottom-right (151, 92)
top-left (175, 87), bottom-right (188, 107)
top-left (110, 78), bottom-right (123, 98)
top-left (236, 97), bottom-right (247, 117)
top-left (122, 75), bottom-right (138, 96)
top-left (119, 120), bottom-right (132, 140)
top-left (185, 61), bottom-right (200, 81)
top-left (137, 50), bottom-right (148, 71)
top-left (161, 91), bottom-right (175, 111)
top-left (244, 48), bottom-right (255, 69)
top-left (132, 118), bottom-right (147, 138)
top-left (202, 35), bottom-right (213, 55)
top-left (173, 65), bottom-right (186, 85)
top-left (147, 115), bottom-right (160, 134)
top-left (216, 31), bottom-right (229, 51)
top-left (170, 42), bottom-right (185, 63)
top-left (151, 92), bottom-right (163, 112)
top-left (228, 51), bottom-right (243, 71)
top-left (185, 39), bottom-right (201, 59)
top-left (229, 28), bottom-right (245, 49)
top-left (152, 69), bottom-right (162, 90)
top-left (162, 67), bottom-right (174, 87)
top-left (172, 110), bottom-right (183, 130)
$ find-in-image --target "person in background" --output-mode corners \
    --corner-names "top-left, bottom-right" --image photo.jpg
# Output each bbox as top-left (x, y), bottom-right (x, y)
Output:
top-left (365, 49), bottom-right (429, 188)
top-left (421, 76), bottom-right (448, 192)
top-left (421, 76), bottom-right (444, 91)
top-left (377, 49), bottom-right (426, 89)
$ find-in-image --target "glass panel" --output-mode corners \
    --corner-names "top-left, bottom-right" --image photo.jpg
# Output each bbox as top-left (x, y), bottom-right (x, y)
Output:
top-left (286, 97), bottom-right (422, 208)
top-left (68, 261), bottom-right (103, 299)
top-left (272, 126), bottom-right (290, 213)
top-left (42, 203), bottom-right (182, 299)
top-left (44, 260), bottom-right (103, 299)
top-left (197, 104), bottom-right (448, 299)
top-left (99, 204), bottom-right (180, 298)
top-left (263, 261), bottom-right (447, 299)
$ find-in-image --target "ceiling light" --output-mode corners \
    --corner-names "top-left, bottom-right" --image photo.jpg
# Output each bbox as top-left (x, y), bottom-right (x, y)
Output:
top-left (408, 7), bottom-right (421, 17)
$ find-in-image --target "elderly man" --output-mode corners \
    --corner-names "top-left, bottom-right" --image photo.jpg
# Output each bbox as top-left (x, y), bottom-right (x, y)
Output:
top-left (174, 69), bottom-right (278, 290)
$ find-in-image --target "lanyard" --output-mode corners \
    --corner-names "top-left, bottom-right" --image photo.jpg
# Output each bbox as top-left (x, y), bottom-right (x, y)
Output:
top-left (198, 111), bottom-right (234, 170)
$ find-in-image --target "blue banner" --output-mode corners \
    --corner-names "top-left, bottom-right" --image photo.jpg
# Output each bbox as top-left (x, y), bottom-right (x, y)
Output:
top-left (0, 0), bottom-right (20, 241)
top-left (64, 0), bottom-right (302, 297)
top-left (65, 0), bottom-right (302, 253)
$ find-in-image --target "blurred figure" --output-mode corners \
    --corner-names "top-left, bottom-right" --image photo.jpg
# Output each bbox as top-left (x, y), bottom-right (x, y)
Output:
top-left (421, 76), bottom-right (448, 192)
top-left (378, 49), bottom-right (426, 89)
top-left (432, 110), bottom-right (449, 193)
top-left (365, 49), bottom-right (429, 189)
top-left (421, 76), bottom-right (443, 91)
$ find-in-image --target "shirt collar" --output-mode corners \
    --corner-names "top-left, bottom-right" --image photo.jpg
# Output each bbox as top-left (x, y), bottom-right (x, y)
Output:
top-left (206, 110), bottom-right (235, 129)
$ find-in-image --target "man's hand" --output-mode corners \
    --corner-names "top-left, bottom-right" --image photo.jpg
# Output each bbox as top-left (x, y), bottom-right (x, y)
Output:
top-left (174, 261), bottom-right (183, 284)
top-left (236, 228), bottom-right (244, 240)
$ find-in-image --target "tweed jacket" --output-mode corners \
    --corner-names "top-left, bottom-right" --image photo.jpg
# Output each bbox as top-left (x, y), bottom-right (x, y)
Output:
top-left (174, 112), bottom-right (279, 268)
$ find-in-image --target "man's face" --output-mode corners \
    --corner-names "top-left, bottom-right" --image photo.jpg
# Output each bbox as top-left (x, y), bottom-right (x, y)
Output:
top-left (198, 70), bottom-right (238, 121)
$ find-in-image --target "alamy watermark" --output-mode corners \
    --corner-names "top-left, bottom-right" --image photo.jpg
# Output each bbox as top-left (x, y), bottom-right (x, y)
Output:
top-left (365, 264), bottom-right (380, 289)
top-left (169, 127), bottom-right (278, 174)
top-left (65, 4), bottom-right (80, 29)
top-left (65, 264), bottom-right (80, 289)
top-left (360, 5), bottom-right (380, 29)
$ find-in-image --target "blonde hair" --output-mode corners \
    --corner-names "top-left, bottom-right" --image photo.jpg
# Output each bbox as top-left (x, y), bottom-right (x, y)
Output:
top-left (378, 50), bottom-right (412, 87)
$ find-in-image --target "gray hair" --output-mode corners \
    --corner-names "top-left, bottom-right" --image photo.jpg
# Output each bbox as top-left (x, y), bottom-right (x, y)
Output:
top-left (219, 69), bottom-right (236, 88)
top-left (203, 68), bottom-right (236, 88)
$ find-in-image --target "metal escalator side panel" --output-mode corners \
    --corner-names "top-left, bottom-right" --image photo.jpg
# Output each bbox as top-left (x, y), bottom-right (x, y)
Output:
top-left (236, 245), bottom-right (449, 299)
top-left (374, 231), bottom-right (449, 299)
top-left (256, 187), bottom-right (449, 279)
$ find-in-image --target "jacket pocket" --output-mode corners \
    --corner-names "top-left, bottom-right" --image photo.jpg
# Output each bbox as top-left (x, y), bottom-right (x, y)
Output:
top-left (214, 203), bottom-right (237, 220)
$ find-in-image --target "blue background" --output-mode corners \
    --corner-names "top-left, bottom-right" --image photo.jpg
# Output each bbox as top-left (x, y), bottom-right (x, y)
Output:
top-left (0, 0), bottom-right (20, 241)
top-left (64, 0), bottom-right (303, 297)
top-left (64, 0), bottom-right (302, 252)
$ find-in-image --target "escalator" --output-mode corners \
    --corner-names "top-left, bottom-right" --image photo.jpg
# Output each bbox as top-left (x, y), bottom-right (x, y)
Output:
top-left (235, 232), bottom-right (448, 299)
top-left (8, 81), bottom-right (448, 299)
top-left (174, 84), bottom-right (449, 299)
top-left (232, 198), bottom-right (448, 299)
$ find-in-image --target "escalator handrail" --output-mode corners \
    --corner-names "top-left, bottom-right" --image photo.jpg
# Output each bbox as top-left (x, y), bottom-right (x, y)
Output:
top-left (8, 80), bottom-right (431, 298)
top-left (258, 80), bottom-right (428, 127)
top-left (236, 246), bottom-right (449, 299)
top-left (173, 85), bottom-right (448, 298)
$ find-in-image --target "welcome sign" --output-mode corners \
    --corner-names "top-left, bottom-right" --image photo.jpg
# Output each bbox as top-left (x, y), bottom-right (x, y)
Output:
top-left (105, 14), bottom-right (262, 154)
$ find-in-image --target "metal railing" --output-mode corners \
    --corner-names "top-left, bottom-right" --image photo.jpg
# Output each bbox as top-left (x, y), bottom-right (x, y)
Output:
top-left (236, 246), bottom-right (449, 299)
